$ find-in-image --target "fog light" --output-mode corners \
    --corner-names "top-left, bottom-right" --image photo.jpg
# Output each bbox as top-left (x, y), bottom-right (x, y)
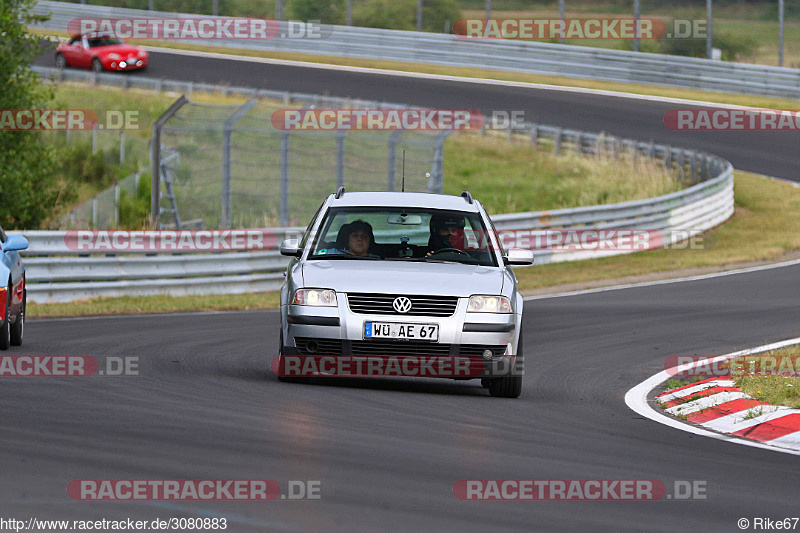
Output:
top-left (482, 349), bottom-right (494, 360)
top-left (306, 340), bottom-right (319, 354)
top-left (111, 62), bottom-right (117, 68)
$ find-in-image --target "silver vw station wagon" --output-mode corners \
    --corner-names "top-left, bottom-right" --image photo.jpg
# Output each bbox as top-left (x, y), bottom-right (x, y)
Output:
top-left (278, 189), bottom-right (533, 398)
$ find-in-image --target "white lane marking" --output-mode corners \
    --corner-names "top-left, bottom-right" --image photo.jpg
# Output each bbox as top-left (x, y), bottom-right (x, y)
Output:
top-left (702, 406), bottom-right (796, 434)
top-left (524, 258), bottom-right (800, 301)
top-left (143, 45), bottom-right (783, 110)
top-left (657, 379), bottom-right (735, 402)
top-left (664, 391), bottom-right (749, 416)
top-left (625, 336), bottom-right (800, 456)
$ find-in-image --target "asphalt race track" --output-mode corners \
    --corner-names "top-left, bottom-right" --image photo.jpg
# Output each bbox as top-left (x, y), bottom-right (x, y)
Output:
top-left (35, 46), bottom-right (800, 181)
top-left (17, 45), bottom-right (800, 531)
top-left (7, 264), bottom-right (800, 531)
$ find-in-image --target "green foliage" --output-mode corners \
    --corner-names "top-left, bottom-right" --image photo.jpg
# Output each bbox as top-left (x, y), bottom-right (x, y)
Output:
top-left (353, 0), bottom-right (460, 32)
top-left (658, 32), bottom-right (758, 61)
top-left (117, 173), bottom-right (151, 228)
top-left (0, 0), bottom-right (65, 228)
top-left (289, 0), bottom-right (346, 24)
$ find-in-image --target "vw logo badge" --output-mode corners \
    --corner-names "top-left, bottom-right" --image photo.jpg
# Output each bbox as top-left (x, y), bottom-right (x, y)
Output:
top-left (392, 296), bottom-right (412, 313)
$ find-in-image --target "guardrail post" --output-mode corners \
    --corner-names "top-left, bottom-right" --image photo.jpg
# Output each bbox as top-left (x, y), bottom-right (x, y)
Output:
top-left (507, 122), bottom-right (514, 143)
top-left (119, 131), bottom-right (125, 164)
top-left (280, 132), bottom-right (290, 226)
top-left (554, 128), bottom-right (562, 155)
top-left (91, 198), bottom-right (97, 229)
top-left (336, 132), bottom-right (346, 189)
top-left (690, 153), bottom-right (697, 183)
top-left (92, 123), bottom-right (98, 154)
top-left (150, 96), bottom-right (188, 230)
top-left (530, 125), bottom-right (538, 147)
top-left (65, 128), bottom-right (70, 145)
top-left (664, 146), bottom-right (672, 169)
top-left (428, 131), bottom-right (451, 194)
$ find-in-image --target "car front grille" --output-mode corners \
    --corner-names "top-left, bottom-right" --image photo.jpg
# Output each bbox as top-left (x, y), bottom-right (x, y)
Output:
top-left (351, 341), bottom-right (453, 356)
top-left (346, 293), bottom-right (458, 317)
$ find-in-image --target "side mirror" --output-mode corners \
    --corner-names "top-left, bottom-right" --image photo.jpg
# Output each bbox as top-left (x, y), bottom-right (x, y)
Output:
top-left (504, 249), bottom-right (534, 266)
top-left (1, 235), bottom-right (28, 253)
top-left (280, 238), bottom-right (302, 257)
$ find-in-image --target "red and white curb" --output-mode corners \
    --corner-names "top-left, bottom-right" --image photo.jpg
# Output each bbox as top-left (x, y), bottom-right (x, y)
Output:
top-left (626, 337), bottom-right (800, 456)
top-left (656, 377), bottom-right (800, 448)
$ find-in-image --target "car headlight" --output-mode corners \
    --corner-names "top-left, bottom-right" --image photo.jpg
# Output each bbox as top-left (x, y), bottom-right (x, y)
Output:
top-left (108, 53), bottom-right (121, 60)
top-left (467, 295), bottom-right (512, 313)
top-left (293, 289), bottom-right (337, 307)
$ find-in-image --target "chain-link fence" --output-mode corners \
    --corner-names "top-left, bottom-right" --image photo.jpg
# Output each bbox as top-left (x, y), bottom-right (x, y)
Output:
top-left (60, 171), bottom-right (145, 229)
top-left (154, 98), bottom-right (452, 229)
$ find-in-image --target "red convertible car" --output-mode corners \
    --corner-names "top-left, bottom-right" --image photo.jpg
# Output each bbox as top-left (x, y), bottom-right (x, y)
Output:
top-left (55, 33), bottom-right (149, 72)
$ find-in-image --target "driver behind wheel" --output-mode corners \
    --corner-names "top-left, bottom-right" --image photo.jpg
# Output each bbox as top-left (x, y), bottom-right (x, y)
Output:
top-left (427, 213), bottom-right (467, 255)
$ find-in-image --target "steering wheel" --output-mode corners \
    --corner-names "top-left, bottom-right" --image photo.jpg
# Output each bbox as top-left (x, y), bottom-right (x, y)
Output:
top-left (428, 247), bottom-right (470, 257)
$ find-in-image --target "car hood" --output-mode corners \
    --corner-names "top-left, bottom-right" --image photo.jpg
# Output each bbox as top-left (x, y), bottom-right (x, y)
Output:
top-left (301, 259), bottom-right (504, 296)
top-left (95, 45), bottom-right (144, 56)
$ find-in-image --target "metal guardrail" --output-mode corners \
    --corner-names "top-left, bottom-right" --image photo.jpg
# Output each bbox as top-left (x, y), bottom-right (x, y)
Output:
top-left (12, 123), bottom-right (733, 303)
top-left (32, 0), bottom-right (800, 99)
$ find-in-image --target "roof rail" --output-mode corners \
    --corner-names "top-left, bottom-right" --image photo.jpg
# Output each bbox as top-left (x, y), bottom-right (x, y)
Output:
top-left (335, 186), bottom-right (346, 199)
top-left (461, 190), bottom-right (473, 204)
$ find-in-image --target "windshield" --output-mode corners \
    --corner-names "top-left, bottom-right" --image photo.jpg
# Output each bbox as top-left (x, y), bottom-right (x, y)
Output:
top-left (308, 207), bottom-right (498, 266)
top-left (87, 37), bottom-right (124, 47)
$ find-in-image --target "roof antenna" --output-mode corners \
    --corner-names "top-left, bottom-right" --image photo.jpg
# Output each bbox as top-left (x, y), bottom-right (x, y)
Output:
top-left (402, 149), bottom-right (406, 192)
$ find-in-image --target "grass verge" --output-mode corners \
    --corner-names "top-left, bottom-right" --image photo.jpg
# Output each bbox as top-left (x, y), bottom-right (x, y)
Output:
top-left (733, 346), bottom-right (800, 410)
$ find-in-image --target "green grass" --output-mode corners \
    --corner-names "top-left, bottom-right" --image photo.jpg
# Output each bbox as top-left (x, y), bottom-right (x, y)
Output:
top-left (444, 132), bottom-right (681, 213)
top-left (733, 346), bottom-right (800, 410)
top-left (29, 291), bottom-right (280, 318)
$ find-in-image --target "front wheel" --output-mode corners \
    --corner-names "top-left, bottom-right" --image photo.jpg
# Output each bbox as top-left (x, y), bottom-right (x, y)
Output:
top-left (92, 58), bottom-right (104, 73)
top-left (10, 287), bottom-right (24, 346)
top-left (488, 332), bottom-right (523, 398)
top-left (55, 53), bottom-right (67, 69)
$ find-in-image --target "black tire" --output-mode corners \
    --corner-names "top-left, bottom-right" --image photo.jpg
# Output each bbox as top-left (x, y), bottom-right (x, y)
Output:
top-left (10, 285), bottom-right (24, 346)
top-left (276, 329), bottom-right (298, 383)
top-left (92, 58), bottom-right (104, 73)
top-left (488, 331), bottom-right (523, 398)
top-left (55, 53), bottom-right (67, 69)
top-left (0, 284), bottom-right (10, 351)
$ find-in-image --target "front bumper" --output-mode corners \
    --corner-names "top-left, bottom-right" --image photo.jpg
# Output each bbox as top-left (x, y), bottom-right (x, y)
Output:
top-left (281, 293), bottom-right (521, 378)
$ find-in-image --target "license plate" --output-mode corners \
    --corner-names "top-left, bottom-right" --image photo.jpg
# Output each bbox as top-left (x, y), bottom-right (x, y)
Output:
top-left (364, 322), bottom-right (439, 341)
